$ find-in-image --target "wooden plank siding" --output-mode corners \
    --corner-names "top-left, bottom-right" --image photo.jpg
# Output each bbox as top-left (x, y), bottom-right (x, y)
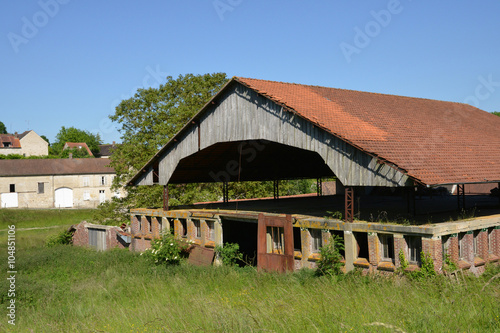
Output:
top-left (136, 83), bottom-right (411, 187)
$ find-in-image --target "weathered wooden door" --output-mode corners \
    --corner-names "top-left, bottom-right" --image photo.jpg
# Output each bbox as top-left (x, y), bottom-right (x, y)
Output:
top-left (257, 213), bottom-right (294, 272)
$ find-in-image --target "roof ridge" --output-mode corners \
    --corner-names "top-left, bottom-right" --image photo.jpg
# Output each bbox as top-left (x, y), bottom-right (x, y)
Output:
top-left (234, 76), bottom-right (472, 107)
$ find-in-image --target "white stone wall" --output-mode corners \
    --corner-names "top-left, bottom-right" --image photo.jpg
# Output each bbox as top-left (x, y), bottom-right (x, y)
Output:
top-left (0, 173), bottom-right (123, 208)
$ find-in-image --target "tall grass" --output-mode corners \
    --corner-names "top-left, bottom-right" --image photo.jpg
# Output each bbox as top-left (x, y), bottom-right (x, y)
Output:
top-left (0, 210), bottom-right (499, 332)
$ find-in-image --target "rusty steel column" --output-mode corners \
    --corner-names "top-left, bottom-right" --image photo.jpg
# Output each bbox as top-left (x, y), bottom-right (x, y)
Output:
top-left (163, 185), bottom-right (169, 211)
top-left (316, 178), bottom-right (322, 196)
top-left (345, 187), bottom-right (354, 223)
top-left (223, 182), bottom-right (229, 203)
top-left (457, 184), bottom-right (465, 212)
top-left (273, 180), bottom-right (279, 200)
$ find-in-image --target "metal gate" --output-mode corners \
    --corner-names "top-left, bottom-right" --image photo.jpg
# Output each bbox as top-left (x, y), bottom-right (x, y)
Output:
top-left (257, 213), bottom-right (294, 272)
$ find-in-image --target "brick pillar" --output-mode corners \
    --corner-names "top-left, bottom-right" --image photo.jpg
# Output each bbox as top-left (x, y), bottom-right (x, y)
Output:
top-left (131, 215), bottom-right (140, 235)
top-left (490, 227), bottom-right (500, 256)
top-left (422, 236), bottom-right (442, 273)
top-left (448, 234), bottom-right (459, 264)
top-left (343, 230), bottom-right (356, 272)
top-left (462, 232), bottom-right (474, 263)
top-left (301, 228), bottom-right (312, 268)
top-left (477, 229), bottom-right (489, 261)
top-left (393, 235), bottom-right (405, 267)
top-left (368, 233), bottom-right (379, 266)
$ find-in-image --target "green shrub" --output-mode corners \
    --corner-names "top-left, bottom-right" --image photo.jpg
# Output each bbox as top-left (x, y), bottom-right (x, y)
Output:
top-left (46, 229), bottom-right (73, 247)
top-left (443, 253), bottom-right (458, 272)
top-left (215, 242), bottom-right (243, 266)
top-left (141, 233), bottom-right (188, 265)
top-left (316, 234), bottom-right (345, 276)
top-left (398, 249), bottom-right (409, 273)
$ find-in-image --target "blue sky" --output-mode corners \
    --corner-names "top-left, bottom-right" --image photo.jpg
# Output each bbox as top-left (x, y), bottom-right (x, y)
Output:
top-left (2, 0), bottom-right (500, 144)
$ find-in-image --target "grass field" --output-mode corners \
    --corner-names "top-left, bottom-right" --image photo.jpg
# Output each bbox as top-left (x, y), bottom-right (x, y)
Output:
top-left (0, 209), bottom-right (499, 332)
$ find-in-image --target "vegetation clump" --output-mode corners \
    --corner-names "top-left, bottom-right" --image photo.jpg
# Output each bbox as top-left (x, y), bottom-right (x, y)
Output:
top-left (46, 229), bottom-right (73, 247)
top-left (215, 242), bottom-right (244, 266)
top-left (316, 234), bottom-right (345, 277)
top-left (141, 233), bottom-right (189, 265)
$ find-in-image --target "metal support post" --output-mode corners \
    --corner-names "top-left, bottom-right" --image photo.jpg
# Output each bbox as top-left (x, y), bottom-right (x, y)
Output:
top-left (345, 187), bottom-right (354, 223)
top-left (273, 180), bottom-right (279, 200)
top-left (223, 182), bottom-right (229, 203)
top-left (163, 185), bottom-right (169, 211)
top-left (316, 178), bottom-right (322, 196)
top-left (457, 183), bottom-right (465, 212)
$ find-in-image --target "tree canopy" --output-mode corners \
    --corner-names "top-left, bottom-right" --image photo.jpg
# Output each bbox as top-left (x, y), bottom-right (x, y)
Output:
top-left (51, 126), bottom-right (102, 156)
top-left (0, 121), bottom-right (7, 134)
top-left (492, 111), bottom-right (500, 117)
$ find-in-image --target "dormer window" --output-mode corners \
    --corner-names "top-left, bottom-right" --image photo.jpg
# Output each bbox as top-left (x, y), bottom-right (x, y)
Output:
top-left (3, 142), bottom-right (11, 147)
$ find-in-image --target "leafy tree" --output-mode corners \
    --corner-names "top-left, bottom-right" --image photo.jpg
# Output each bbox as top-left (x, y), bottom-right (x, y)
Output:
top-left (107, 73), bottom-right (229, 211)
top-left (0, 121), bottom-right (6, 134)
top-left (492, 111), bottom-right (500, 117)
top-left (40, 135), bottom-right (50, 146)
top-left (60, 147), bottom-right (91, 158)
top-left (51, 127), bottom-right (102, 156)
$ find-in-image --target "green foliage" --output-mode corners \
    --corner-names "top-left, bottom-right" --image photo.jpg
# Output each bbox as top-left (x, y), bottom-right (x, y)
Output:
top-left (326, 210), bottom-right (343, 220)
top-left (40, 135), bottom-right (50, 146)
top-left (0, 120), bottom-right (6, 134)
top-left (398, 249), bottom-right (409, 272)
top-left (417, 251), bottom-right (437, 278)
top-left (492, 111), bottom-right (500, 117)
top-left (316, 234), bottom-right (345, 276)
top-left (60, 147), bottom-right (92, 158)
top-left (443, 253), bottom-right (458, 272)
top-left (51, 126), bottom-right (102, 156)
top-left (1, 212), bottom-right (499, 332)
top-left (46, 229), bottom-right (73, 247)
top-left (215, 242), bottom-right (244, 266)
top-left (141, 233), bottom-right (187, 265)
top-left (90, 198), bottom-right (129, 226)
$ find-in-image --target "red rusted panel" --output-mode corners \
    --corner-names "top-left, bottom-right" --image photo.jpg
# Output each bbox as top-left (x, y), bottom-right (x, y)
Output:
top-left (257, 213), bottom-right (294, 273)
top-left (188, 245), bottom-right (215, 266)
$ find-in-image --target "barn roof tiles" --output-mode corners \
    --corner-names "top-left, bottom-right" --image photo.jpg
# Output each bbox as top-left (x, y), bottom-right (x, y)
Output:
top-left (0, 158), bottom-right (114, 177)
top-left (234, 77), bottom-right (500, 185)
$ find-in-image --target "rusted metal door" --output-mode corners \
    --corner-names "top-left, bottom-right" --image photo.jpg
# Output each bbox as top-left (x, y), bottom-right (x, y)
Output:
top-left (257, 213), bottom-right (294, 272)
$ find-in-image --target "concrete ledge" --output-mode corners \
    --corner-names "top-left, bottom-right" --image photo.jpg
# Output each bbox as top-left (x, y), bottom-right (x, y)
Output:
top-left (354, 258), bottom-right (370, 268)
top-left (378, 261), bottom-right (395, 272)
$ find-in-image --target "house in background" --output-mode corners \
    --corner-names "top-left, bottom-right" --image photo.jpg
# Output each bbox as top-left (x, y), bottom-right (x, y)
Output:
top-left (0, 130), bottom-right (48, 157)
top-left (96, 142), bottom-right (119, 158)
top-left (63, 142), bottom-right (94, 156)
top-left (0, 158), bottom-right (122, 208)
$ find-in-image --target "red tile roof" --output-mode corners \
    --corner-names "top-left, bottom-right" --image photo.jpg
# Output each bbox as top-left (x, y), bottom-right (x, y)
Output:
top-left (0, 134), bottom-right (21, 148)
top-left (235, 77), bottom-right (500, 185)
top-left (0, 158), bottom-right (114, 176)
top-left (63, 142), bottom-right (94, 156)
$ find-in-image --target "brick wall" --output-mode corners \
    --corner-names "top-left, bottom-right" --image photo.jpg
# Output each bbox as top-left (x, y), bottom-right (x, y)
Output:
top-left (368, 233), bottom-right (379, 266)
top-left (422, 237), bottom-right (442, 273)
top-left (72, 222), bottom-right (89, 247)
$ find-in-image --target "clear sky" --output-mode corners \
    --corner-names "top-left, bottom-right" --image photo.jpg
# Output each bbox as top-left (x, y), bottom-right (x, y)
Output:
top-left (2, 0), bottom-right (500, 144)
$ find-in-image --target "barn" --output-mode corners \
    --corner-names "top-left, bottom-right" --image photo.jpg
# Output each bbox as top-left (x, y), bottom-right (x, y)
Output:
top-left (127, 77), bottom-right (500, 274)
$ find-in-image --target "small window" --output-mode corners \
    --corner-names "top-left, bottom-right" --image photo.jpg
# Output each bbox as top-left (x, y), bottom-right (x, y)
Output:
top-left (153, 161), bottom-right (159, 184)
top-left (83, 191), bottom-right (90, 201)
top-left (9, 184), bottom-right (15, 193)
top-left (206, 221), bottom-right (215, 241)
top-left (100, 176), bottom-right (106, 186)
top-left (293, 227), bottom-right (301, 251)
top-left (194, 220), bottom-right (201, 238)
top-left (3, 142), bottom-right (11, 147)
top-left (458, 233), bottom-right (466, 259)
top-left (405, 236), bottom-right (422, 264)
top-left (37, 182), bottom-right (44, 194)
top-left (180, 220), bottom-right (187, 238)
top-left (137, 216), bottom-right (142, 232)
top-left (379, 234), bottom-right (394, 262)
top-left (310, 229), bottom-right (323, 253)
top-left (267, 226), bottom-right (284, 254)
top-left (473, 230), bottom-right (480, 256)
top-left (354, 232), bottom-right (369, 259)
top-left (83, 177), bottom-right (89, 187)
top-left (158, 218), bottom-right (163, 234)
